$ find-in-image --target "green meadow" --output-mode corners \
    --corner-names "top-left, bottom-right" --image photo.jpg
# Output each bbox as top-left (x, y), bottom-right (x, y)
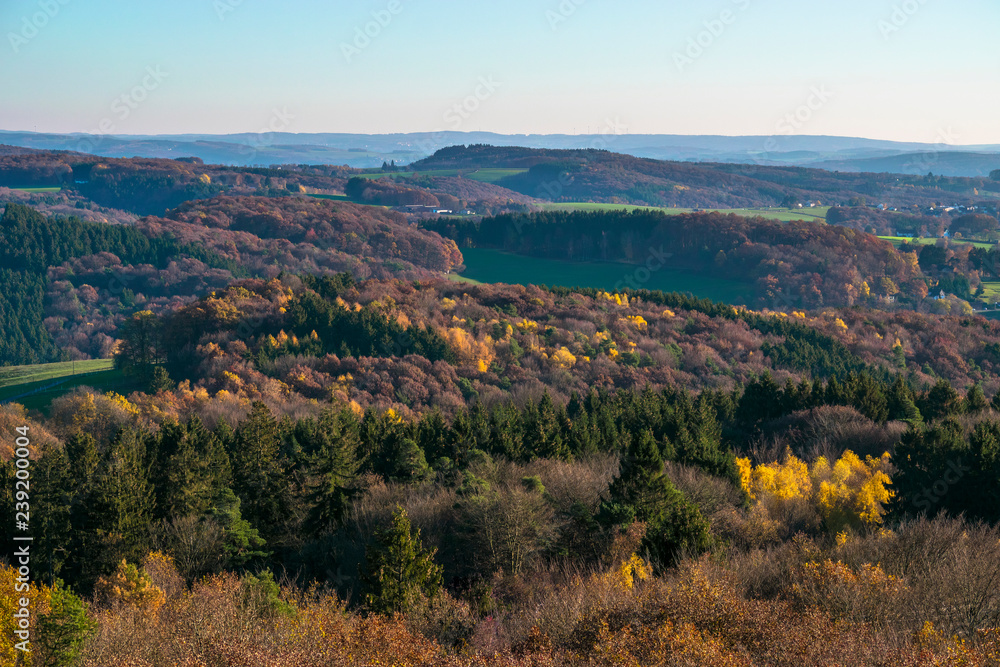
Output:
top-left (0, 359), bottom-right (141, 412)
top-left (537, 202), bottom-right (830, 223)
top-left (457, 247), bottom-right (752, 304)
top-left (0, 358), bottom-right (114, 389)
top-left (9, 186), bottom-right (62, 193)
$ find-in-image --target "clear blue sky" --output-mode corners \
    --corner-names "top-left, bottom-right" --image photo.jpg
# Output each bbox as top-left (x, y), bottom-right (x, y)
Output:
top-left (2, 0), bottom-right (998, 143)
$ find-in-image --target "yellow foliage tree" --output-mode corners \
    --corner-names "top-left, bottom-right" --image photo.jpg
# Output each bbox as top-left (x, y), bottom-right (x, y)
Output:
top-left (551, 347), bottom-right (577, 369)
top-left (738, 450), bottom-right (894, 533)
top-left (94, 560), bottom-right (165, 613)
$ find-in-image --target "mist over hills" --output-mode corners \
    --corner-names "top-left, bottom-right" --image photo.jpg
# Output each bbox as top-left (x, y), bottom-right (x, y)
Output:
top-left (3, 130), bottom-right (999, 175)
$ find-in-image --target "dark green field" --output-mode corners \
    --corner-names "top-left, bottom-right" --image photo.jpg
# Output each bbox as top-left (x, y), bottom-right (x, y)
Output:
top-left (457, 247), bottom-right (753, 303)
top-left (0, 361), bottom-right (140, 412)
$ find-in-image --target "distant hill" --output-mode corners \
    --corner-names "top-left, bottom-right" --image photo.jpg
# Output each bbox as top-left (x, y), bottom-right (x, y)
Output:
top-left (410, 145), bottom-right (998, 209)
top-left (811, 151), bottom-right (1000, 177)
top-left (3, 130), bottom-right (1000, 174)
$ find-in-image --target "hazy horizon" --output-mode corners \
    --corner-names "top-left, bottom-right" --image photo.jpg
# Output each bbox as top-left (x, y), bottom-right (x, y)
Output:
top-left (3, 0), bottom-right (998, 144)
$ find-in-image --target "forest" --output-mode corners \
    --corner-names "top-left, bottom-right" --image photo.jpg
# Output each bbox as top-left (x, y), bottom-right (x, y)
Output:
top-left (426, 209), bottom-right (927, 309)
top-left (3, 269), bottom-right (1000, 662)
top-left (0, 200), bottom-right (461, 365)
top-left (411, 144), bottom-right (999, 209)
top-left (5, 151), bottom-right (1000, 664)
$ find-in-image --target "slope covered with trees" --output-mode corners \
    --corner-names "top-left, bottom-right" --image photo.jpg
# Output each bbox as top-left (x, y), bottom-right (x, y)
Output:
top-left (412, 144), bottom-right (999, 209)
top-left (428, 209), bottom-right (926, 309)
top-left (0, 200), bottom-right (461, 365)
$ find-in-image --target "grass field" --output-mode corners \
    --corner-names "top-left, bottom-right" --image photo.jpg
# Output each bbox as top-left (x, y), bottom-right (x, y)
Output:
top-left (0, 359), bottom-right (114, 389)
top-left (537, 202), bottom-right (830, 223)
top-left (353, 168), bottom-right (528, 183)
top-left (457, 247), bottom-right (752, 303)
top-left (978, 282), bottom-right (1000, 302)
top-left (0, 360), bottom-right (140, 412)
top-left (9, 186), bottom-right (62, 193)
top-left (879, 236), bottom-right (996, 250)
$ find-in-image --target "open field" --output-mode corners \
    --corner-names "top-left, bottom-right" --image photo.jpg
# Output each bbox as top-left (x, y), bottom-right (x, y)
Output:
top-left (354, 168), bottom-right (528, 183)
top-left (879, 236), bottom-right (996, 249)
top-left (0, 362), bottom-right (140, 412)
top-left (457, 247), bottom-right (753, 303)
top-left (9, 186), bottom-right (62, 193)
top-left (0, 358), bottom-right (114, 389)
top-left (537, 202), bottom-right (830, 222)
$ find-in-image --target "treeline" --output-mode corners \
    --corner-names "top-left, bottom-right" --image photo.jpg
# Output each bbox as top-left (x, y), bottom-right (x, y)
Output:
top-left (0, 204), bottom-right (246, 365)
top-left (427, 209), bottom-right (924, 308)
top-left (412, 144), bottom-right (989, 208)
top-left (4, 368), bottom-right (996, 596)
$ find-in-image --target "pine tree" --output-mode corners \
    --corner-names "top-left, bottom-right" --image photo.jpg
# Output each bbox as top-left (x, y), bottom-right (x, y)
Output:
top-left (228, 402), bottom-right (287, 539)
top-left (601, 429), bottom-right (712, 569)
top-left (920, 379), bottom-right (961, 422)
top-left (363, 506), bottom-right (443, 615)
top-left (303, 410), bottom-right (360, 536)
top-left (79, 428), bottom-right (155, 586)
top-left (966, 383), bottom-right (988, 413)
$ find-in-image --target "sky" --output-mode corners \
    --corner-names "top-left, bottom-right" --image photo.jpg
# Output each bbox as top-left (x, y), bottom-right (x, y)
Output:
top-left (1, 0), bottom-right (999, 143)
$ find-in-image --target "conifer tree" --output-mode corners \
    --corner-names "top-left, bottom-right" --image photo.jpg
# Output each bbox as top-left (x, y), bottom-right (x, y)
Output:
top-left (363, 506), bottom-right (443, 615)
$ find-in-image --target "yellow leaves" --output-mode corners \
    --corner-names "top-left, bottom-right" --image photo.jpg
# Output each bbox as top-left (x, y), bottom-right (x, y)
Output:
top-left (746, 453), bottom-right (812, 501)
top-left (95, 559), bottom-right (165, 613)
top-left (517, 319), bottom-right (539, 333)
top-left (551, 347), bottom-right (577, 369)
top-left (222, 371), bottom-right (243, 388)
top-left (198, 173), bottom-right (211, 185)
top-left (0, 564), bottom-right (53, 664)
top-left (834, 318), bottom-right (849, 331)
top-left (662, 309), bottom-right (676, 318)
top-left (861, 281), bottom-right (871, 298)
top-left (736, 457), bottom-right (755, 500)
top-left (792, 311), bottom-right (807, 319)
top-left (384, 408), bottom-right (403, 424)
top-left (106, 391), bottom-right (140, 417)
top-left (625, 315), bottom-right (648, 331)
top-left (598, 554), bottom-right (653, 592)
top-left (477, 358), bottom-right (490, 373)
top-left (440, 297), bottom-right (457, 311)
top-left (743, 450), bottom-right (894, 534)
top-left (597, 291), bottom-right (629, 307)
top-left (444, 327), bottom-right (495, 369)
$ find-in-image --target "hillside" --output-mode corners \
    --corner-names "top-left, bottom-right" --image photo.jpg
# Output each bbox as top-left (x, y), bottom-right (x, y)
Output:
top-left (412, 145), bottom-right (1000, 210)
top-left (0, 199), bottom-right (461, 365)
top-left (427, 209), bottom-right (926, 309)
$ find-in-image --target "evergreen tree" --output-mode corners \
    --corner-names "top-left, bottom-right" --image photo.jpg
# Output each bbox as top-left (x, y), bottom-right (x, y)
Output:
top-left (303, 409), bottom-right (360, 536)
top-left (966, 383), bottom-right (989, 414)
top-left (920, 379), bottom-right (962, 422)
top-left (228, 402), bottom-right (288, 539)
top-left (363, 506), bottom-right (443, 615)
top-left (601, 429), bottom-right (712, 569)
